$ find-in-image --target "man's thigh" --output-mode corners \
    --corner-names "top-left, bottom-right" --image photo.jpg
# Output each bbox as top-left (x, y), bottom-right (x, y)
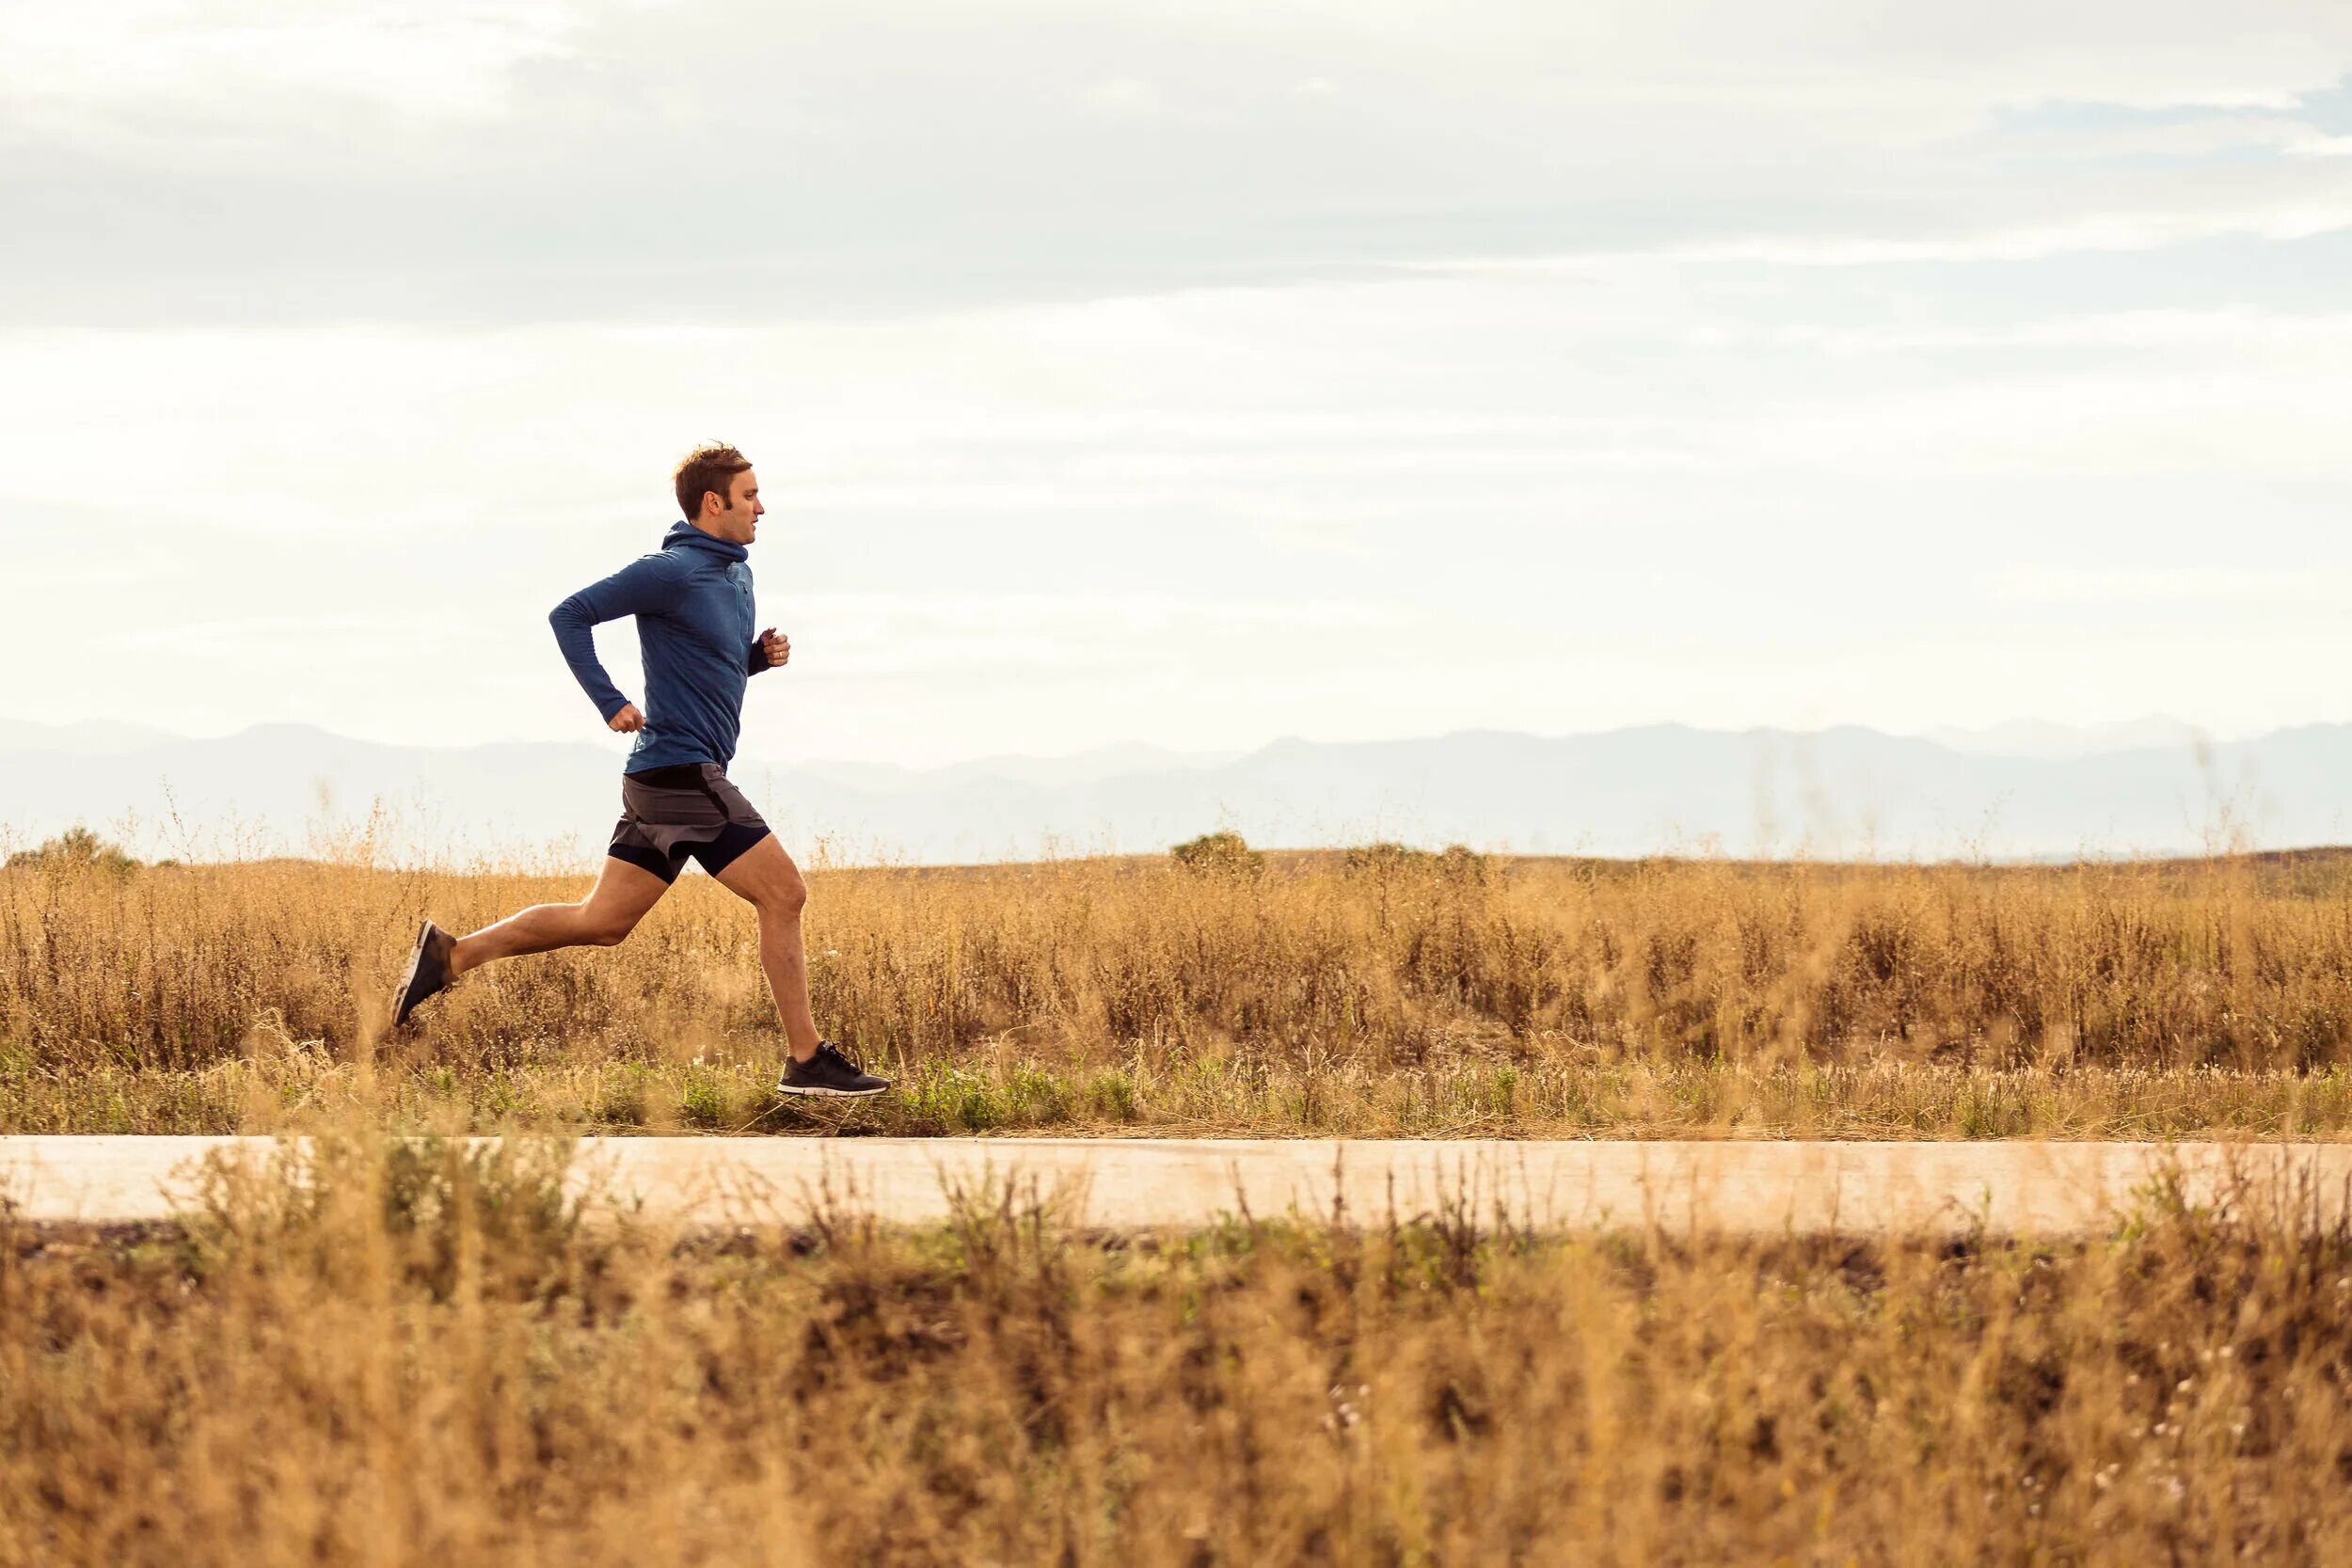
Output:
top-left (583, 853), bottom-right (675, 927)
top-left (709, 832), bottom-right (805, 911)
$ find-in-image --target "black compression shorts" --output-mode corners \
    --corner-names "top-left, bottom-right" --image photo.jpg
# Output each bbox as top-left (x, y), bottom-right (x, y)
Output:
top-left (607, 763), bottom-right (771, 883)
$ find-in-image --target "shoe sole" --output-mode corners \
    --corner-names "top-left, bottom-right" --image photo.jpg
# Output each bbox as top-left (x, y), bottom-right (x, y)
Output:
top-left (392, 920), bottom-right (447, 1027)
top-left (773, 1084), bottom-right (889, 1099)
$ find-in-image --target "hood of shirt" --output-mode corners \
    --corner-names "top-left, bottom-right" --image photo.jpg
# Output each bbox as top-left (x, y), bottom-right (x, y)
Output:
top-left (660, 519), bottom-right (749, 563)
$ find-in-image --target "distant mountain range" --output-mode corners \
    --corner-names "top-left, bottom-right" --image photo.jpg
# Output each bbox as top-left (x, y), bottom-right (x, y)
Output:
top-left (1, 717), bottom-right (2342, 868)
top-left (1916, 716), bottom-right (2211, 760)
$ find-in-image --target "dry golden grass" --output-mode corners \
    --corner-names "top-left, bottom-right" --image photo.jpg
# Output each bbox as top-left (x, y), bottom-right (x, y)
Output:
top-left (4, 1135), bottom-right (2350, 1564)
top-left (11, 842), bottom-right (2352, 1136)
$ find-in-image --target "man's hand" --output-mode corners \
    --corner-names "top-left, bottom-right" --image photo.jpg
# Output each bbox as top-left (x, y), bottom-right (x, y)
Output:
top-left (758, 627), bottom-right (791, 669)
top-left (609, 703), bottom-right (644, 733)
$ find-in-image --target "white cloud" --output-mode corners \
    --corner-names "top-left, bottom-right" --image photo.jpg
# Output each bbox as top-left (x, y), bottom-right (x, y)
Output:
top-left (1431, 188), bottom-right (2352, 273)
top-left (9, 1), bottom-right (2352, 324)
top-left (1987, 567), bottom-right (2352, 605)
top-left (0, 0), bottom-right (590, 145)
top-left (1079, 75), bottom-right (1167, 119)
top-left (1693, 307), bottom-right (2352, 356)
top-left (793, 591), bottom-right (1414, 675)
top-left (2019, 114), bottom-right (2327, 159)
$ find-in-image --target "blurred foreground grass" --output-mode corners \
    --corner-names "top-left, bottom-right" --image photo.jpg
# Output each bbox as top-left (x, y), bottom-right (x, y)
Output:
top-left (14, 842), bottom-right (2352, 1135)
top-left (5, 1133), bottom-right (2350, 1562)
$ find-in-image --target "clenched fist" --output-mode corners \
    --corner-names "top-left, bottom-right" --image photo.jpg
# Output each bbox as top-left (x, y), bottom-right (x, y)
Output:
top-left (609, 703), bottom-right (644, 733)
top-left (757, 627), bottom-right (791, 669)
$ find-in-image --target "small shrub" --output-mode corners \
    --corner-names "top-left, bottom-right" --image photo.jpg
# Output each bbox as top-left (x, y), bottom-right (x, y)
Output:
top-left (1171, 830), bottom-right (1264, 878)
top-left (1434, 844), bottom-right (1490, 885)
top-left (1343, 841), bottom-right (1489, 885)
top-left (1343, 840), bottom-right (1424, 877)
top-left (7, 826), bottom-right (140, 877)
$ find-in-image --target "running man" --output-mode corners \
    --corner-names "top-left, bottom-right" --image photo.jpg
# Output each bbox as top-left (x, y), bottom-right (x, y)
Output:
top-left (389, 442), bottom-right (889, 1099)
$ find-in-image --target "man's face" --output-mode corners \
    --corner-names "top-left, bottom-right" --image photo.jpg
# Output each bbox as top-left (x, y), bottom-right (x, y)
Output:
top-left (703, 467), bottom-right (764, 544)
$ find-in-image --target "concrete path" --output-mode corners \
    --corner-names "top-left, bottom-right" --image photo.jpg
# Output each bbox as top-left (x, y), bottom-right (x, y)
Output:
top-left (4, 1136), bottom-right (2348, 1237)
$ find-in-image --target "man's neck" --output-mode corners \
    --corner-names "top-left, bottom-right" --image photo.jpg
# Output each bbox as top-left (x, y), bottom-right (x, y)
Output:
top-left (684, 518), bottom-right (749, 549)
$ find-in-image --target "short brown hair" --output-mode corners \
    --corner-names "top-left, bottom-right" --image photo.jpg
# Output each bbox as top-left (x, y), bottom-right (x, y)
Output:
top-left (674, 442), bottom-right (752, 520)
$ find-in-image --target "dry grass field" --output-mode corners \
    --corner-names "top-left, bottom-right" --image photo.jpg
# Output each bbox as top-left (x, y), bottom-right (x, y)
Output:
top-left (12, 839), bottom-right (2352, 1563)
top-left (8, 833), bottom-right (2352, 1137)
top-left (5, 1133), bottom-right (2350, 1564)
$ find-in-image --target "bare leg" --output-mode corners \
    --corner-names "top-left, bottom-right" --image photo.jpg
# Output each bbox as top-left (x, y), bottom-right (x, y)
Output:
top-left (710, 834), bottom-right (822, 1062)
top-left (450, 856), bottom-right (671, 977)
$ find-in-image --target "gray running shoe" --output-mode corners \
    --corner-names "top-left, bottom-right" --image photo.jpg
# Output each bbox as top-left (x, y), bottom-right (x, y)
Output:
top-left (392, 919), bottom-right (456, 1027)
top-left (775, 1040), bottom-right (890, 1098)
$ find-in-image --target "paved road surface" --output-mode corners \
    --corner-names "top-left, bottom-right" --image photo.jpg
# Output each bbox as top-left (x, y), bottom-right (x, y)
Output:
top-left (6, 1136), bottom-right (2349, 1236)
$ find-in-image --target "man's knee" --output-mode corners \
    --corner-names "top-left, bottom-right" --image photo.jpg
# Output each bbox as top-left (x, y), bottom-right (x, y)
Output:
top-left (761, 872), bottom-right (808, 921)
top-left (739, 855), bottom-right (807, 920)
top-left (714, 833), bottom-right (807, 917)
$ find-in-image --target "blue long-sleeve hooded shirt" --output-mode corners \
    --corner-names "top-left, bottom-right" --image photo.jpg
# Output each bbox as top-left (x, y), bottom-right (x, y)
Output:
top-left (549, 521), bottom-right (768, 773)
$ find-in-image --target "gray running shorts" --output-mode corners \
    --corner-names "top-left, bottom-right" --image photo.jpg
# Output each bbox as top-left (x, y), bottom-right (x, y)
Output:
top-left (607, 763), bottom-right (771, 883)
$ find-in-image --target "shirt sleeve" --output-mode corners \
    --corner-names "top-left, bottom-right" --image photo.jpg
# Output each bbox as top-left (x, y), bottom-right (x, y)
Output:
top-left (746, 637), bottom-right (769, 675)
top-left (548, 552), bottom-right (686, 721)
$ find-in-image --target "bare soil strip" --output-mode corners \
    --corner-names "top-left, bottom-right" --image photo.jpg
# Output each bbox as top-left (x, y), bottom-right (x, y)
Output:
top-left (5, 1135), bottom-right (2348, 1235)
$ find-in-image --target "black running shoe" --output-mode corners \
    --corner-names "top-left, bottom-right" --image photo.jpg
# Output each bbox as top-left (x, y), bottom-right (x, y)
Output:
top-left (775, 1040), bottom-right (890, 1098)
top-left (392, 919), bottom-right (456, 1027)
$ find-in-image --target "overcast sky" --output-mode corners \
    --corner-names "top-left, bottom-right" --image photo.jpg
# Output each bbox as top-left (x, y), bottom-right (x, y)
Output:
top-left (6, 1), bottom-right (2352, 766)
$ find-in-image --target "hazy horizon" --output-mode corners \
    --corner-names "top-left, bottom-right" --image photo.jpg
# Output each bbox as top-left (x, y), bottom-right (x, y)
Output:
top-left (0, 707), bottom-right (2282, 766)
top-left (8, 714), bottom-right (2344, 871)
